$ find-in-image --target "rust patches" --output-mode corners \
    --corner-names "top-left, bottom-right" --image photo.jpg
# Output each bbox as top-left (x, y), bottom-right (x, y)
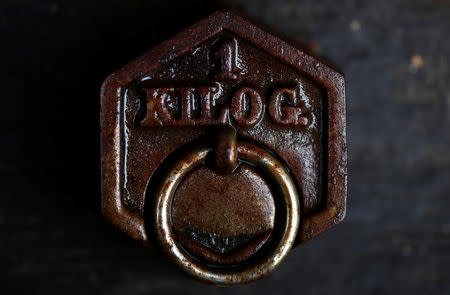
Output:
top-left (100, 9), bottom-right (346, 285)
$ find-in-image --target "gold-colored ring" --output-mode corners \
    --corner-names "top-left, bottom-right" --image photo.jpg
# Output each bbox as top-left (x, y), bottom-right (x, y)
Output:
top-left (153, 141), bottom-right (300, 285)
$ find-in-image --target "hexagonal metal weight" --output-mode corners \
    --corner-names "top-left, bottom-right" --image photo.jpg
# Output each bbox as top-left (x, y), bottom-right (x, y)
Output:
top-left (101, 10), bottom-right (347, 285)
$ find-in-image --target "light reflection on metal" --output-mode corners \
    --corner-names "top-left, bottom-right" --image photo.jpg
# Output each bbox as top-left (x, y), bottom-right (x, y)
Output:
top-left (153, 139), bottom-right (300, 285)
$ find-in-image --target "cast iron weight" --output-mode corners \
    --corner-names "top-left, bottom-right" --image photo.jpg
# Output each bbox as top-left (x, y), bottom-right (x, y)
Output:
top-left (100, 10), bottom-right (347, 285)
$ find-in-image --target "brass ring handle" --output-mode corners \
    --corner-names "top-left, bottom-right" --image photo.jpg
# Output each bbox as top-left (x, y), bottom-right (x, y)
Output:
top-left (153, 140), bottom-right (300, 285)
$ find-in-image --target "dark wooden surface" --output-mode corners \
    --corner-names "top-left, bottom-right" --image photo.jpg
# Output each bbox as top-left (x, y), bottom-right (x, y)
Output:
top-left (1, 0), bottom-right (449, 294)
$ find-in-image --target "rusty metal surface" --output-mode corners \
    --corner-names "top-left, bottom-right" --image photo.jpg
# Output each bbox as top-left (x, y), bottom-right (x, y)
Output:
top-left (100, 9), bottom-right (346, 283)
top-left (4, 0), bottom-right (449, 293)
top-left (152, 140), bottom-right (300, 284)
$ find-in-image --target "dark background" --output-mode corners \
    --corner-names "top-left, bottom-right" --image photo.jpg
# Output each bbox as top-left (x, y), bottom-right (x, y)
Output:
top-left (2, 0), bottom-right (449, 294)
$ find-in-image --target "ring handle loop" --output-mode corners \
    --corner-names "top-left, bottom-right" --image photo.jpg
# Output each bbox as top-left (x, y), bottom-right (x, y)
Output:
top-left (153, 140), bottom-right (300, 285)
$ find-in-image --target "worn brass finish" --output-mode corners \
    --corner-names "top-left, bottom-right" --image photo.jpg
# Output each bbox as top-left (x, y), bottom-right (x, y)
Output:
top-left (154, 140), bottom-right (300, 285)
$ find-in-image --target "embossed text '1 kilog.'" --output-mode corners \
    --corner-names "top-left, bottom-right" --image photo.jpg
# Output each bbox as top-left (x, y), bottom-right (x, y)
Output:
top-left (100, 10), bottom-right (347, 285)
